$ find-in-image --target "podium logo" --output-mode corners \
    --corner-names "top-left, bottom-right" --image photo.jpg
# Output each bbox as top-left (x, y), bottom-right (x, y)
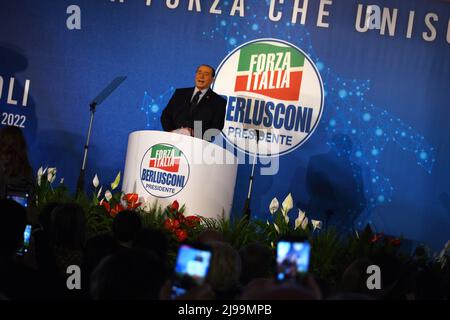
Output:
top-left (234, 43), bottom-right (303, 101)
top-left (140, 144), bottom-right (190, 198)
top-left (213, 39), bottom-right (324, 157)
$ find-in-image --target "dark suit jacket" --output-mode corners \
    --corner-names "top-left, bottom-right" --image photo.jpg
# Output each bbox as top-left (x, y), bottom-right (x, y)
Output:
top-left (161, 87), bottom-right (226, 139)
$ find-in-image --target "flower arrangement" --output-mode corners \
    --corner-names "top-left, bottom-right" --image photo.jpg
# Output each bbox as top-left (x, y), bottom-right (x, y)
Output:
top-left (32, 166), bottom-right (450, 292)
top-left (163, 200), bottom-right (201, 242)
top-left (264, 193), bottom-right (323, 241)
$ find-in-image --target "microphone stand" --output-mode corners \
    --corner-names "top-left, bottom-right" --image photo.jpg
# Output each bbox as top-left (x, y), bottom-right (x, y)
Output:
top-left (76, 102), bottom-right (97, 198)
top-left (242, 129), bottom-right (260, 222)
top-left (75, 76), bottom-right (127, 197)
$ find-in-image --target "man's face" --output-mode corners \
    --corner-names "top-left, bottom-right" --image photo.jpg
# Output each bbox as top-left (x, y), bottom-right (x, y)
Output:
top-left (195, 65), bottom-right (214, 90)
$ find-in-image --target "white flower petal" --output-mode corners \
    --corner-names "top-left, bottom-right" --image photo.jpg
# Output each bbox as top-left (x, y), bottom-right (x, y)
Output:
top-left (37, 167), bottom-right (43, 186)
top-left (311, 220), bottom-right (323, 231)
top-left (281, 193), bottom-right (293, 216)
top-left (97, 186), bottom-right (103, 199)
top-left (301, 217), bottom-right (309, 230)
top-left (47, 168), bottom-right (57, 183)
top-left (295, 209), bottom-right (306, 230)
top-left (105, 190), bottom-right (112, 201)
top-left (60, 178), bottom-right (64, 184)
top-left (285, 215), bottom-right (289, 224)
top-left (269, 197), bottom-right (279, 215)
top-left (93, 174), bottom-right (100, 188)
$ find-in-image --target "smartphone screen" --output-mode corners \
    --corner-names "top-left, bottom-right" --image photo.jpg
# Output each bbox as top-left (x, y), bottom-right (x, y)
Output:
top-left (6, 192), bottom-right (29, 208)
top-left (171, 243), bottom-right (212, 299)
top-left (16, 224), bottom-right (32, 256)
top-left (276, 238), bottom-right (311, 282)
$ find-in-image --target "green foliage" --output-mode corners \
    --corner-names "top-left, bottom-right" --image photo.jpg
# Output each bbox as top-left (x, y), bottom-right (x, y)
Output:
top-left (309, 228), bottom-right (345, 286)
top-left (139, 200), bottom-right (165, 229)
top-left (201, 215), bottom-right (265, 249)
top-left (32, 171), bottom-right (449, 292)
top-left (35, 178), bottom-right (72, 213)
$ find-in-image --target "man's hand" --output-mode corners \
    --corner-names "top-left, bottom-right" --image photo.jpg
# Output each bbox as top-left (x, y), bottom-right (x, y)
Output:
top-left (160, 280), bottom-right (215, 300)
top-left (172, 127), bottom-right (193, 136)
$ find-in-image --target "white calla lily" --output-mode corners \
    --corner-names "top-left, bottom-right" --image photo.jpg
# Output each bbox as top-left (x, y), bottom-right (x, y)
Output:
top-left (47, 168), bottom-right (57, 183)
top-left (269, 197), bottom-right (279, 215)
top-left (105, 190), bottom-right (112, 202)
top-left (93, 174), bottom-right (100, 188)
top-left (281, 193), bottom-right (293, 216)
top-left (311, 220), bottom-right (323, 231)
top-left (285, 215), bottom-right (289, 224)
top-left (37, 167), bottom-right (43, 186)
top-left (295, 209), bottom-right (306, 230)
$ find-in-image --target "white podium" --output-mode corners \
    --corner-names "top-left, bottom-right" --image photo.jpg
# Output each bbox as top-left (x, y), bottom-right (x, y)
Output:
top-left (122, 130), bottom-right (238, 219)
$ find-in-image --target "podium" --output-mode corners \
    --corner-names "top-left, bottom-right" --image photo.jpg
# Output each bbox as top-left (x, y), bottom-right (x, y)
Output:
top-left (122, 130), bottom-right (238, 219)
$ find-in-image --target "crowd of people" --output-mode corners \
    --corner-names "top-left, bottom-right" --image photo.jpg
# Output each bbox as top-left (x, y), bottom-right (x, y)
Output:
top-left (0, 199), bottom-right (448, 300)
top-left (0, 125), bottom-right (448, 300)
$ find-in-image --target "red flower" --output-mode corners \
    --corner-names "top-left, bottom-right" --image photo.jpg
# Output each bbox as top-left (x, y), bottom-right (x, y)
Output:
top-left (123, 193), bottom-right (138, 204)
top-left (171, 200), bottom-right (179, 211)
top-left (123, 193), bottom-right (141, 209)
top-left (370, 233), bottom-right (384, 244)
top-left (164, 218), bottom-right (180, 232)
top-left (175, 229), bottom-right (188, 242)
top-left (111, 204), bottom-right (125, 217)
top-left (101, 201), bottom-right (110, 211)
top-left (102, 201), bottom-right (124, 217)
top-left (185, 215), bottom-right (201, 228)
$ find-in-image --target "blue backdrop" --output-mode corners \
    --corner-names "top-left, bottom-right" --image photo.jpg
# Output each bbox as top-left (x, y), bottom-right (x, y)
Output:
top-left (1, 0), bottom-right (449, 251)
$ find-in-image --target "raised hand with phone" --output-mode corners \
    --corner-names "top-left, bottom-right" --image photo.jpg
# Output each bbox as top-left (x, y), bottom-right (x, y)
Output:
top-left (276, 235), bottom-right (311, 283)
top-left (170, 242), bottom-right (213, 299)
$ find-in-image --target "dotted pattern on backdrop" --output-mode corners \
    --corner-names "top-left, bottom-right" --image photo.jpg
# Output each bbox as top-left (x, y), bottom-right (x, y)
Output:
top-left (139, 0), bottom-right (436, 227)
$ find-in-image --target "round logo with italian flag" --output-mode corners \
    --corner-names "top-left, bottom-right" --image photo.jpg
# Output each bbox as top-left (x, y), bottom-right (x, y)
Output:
top-left (213, 39), bottom-right (324, 157)
top-left (140, 143), bottom-right (190, 198)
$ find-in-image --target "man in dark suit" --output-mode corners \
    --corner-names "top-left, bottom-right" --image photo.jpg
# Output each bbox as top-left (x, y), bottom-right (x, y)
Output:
top-left (161, 64), bottom-right (227, 140)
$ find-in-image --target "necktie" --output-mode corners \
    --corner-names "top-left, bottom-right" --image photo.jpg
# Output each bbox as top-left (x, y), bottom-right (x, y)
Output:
top-left (190, 90), bottom-right (202, 113)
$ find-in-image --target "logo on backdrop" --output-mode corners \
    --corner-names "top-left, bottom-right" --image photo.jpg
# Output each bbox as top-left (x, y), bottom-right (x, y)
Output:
top-left (140, 144), bottom-right (190, 198)
top-left (213, 39), bottom-right (324, 157)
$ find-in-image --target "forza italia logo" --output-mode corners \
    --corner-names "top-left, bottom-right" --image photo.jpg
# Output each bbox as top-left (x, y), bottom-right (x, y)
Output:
top-left (140, 144), bottom-right (190, 198)
top-left (213, 39), bottom-right (324, 157)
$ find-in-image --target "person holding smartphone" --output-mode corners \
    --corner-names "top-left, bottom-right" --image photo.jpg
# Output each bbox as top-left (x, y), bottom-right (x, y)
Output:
top-left (239, 236), bottom-right (322, 300)
top-left (0, 199), bottom-right (43, 299)
top-left (159, 242), bottom-right (216, 300)
top-left (276, 236), bottom-right (311, 283)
